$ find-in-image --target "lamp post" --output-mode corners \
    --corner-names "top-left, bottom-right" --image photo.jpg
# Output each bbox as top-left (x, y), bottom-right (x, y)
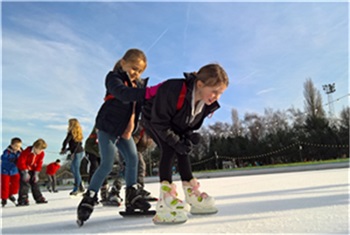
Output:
top-left (322, 83), bottom-right (336, 117)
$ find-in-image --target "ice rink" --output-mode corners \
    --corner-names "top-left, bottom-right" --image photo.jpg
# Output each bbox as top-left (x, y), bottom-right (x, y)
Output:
top-left (1, 168), bottom-right (349, 234)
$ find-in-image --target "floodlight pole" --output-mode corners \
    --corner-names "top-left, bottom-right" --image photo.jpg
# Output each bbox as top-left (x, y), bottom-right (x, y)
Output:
top-left (322, 83), bottom-right (336, 117)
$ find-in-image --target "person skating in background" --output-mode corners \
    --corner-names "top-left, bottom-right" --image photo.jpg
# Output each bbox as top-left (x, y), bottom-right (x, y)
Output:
top-left (16, 138), bottom-right (48, 206)
top-left (77, 48), bottom-right (161, 226)
top-left (142, 63), bottom-right (229, 224)
top-left (84, 126), bottom-right (110, 203)
top-left (46, 159), bottom-right (61, 193)
top-left (60, 118), bottom-right (85, 196)
top-left (1, 137), bottom-right (22, 207)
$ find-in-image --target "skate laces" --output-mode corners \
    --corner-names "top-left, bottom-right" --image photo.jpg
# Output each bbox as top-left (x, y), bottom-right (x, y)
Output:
top-left (187, 180), bottom-right (209, 200)
top-left (161, 183), bottom-right (184, 206)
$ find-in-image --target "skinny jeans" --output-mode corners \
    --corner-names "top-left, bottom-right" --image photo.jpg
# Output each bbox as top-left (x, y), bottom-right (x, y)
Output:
top-left (88, 130), bottom-right (138, 193)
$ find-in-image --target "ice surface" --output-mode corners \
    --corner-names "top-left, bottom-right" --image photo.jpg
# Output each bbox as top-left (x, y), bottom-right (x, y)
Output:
top-left (1, 168), bottom-right (349, 234)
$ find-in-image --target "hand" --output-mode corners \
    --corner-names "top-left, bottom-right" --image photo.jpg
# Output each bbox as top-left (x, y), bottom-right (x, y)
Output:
top-left (59, 149), bottom-right (67, 155)
top-left (33, 171), bottom-right (40, 183)
top-left (186, 132), bottom-right (201, 145)
top-left (174, 138), bottom-right (193, 155)
top-left (145, 82), bottom-right (163, 100)
top-left (21, 170), bottom-right (30, 182)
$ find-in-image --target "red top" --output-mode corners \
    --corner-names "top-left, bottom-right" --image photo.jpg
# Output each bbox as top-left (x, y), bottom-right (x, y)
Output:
top-left (46, 162), bottom-right (61, 175)
top-left (17, 146), bottom-right (45, 172)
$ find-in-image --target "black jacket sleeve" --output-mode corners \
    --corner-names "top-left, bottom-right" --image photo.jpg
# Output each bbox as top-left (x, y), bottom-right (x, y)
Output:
top-left (106, 72), bottom-right (146, 102)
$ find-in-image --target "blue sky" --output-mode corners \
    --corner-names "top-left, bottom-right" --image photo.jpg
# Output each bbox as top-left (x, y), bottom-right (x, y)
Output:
top-left (1, 1), bottom-right (349, 164)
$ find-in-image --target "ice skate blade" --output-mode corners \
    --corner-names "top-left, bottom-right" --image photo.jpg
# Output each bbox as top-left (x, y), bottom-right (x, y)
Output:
top-left (190, 207), bottom-right (218, 215)
top-left (120, 210), bottom-right (156, 217)
top-left (153, 220), bottom-right (187, 225)
top-left (101, 201), bottom-right (121, 207)
top-left (76, 219), bottom-right (84, 227)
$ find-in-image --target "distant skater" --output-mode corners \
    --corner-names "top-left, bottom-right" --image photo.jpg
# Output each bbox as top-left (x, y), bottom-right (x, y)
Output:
top-left (46, 159), bottom-right (61, 193)
top-left (60, 118), bottom-right (85, 196)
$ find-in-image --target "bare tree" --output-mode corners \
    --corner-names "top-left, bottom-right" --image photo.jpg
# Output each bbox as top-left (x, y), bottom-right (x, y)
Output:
top-left (303, 78), bottom-right (326, 118)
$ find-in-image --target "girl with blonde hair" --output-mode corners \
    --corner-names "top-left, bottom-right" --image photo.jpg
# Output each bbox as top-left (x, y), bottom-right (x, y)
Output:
top-left (77, 48), bottom-right (161, 226)
top-left (60, 118), bottom-right (85, 196)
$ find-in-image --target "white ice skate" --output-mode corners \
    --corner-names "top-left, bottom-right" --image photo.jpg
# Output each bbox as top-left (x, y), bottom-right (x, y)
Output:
top-left (182, 178), bottom-right (218, 215)
top-left (153, 181), bottom-right (189, 225)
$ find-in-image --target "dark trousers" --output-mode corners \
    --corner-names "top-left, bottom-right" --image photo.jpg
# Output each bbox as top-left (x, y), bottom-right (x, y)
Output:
top-left (47, 174), bottom-right (57, 191)
top-left (18, 171), bottom-right (43, 202)
top-left (87, 153), bottom-right (107, 186)
top-left (143, 123), bottom-right (193, 183)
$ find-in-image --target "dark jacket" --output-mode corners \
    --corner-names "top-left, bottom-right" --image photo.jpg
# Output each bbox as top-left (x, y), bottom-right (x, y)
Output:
top-left (84, 127), bottom-right (100, 157)
top-left (95, 69), bottom-right (148, 137)
top-left (61, 132), bottom-right (84, 154)
top-left (142, 72), bottom-right (220, 146)
top-left (1, 146), bottom-right (22, 175)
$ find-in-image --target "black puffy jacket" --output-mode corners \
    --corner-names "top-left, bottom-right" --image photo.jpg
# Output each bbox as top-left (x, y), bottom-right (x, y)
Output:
top-left (95, 69), bottom-right (148, 137)
top-left (142, 72), bottom-right (220, 146)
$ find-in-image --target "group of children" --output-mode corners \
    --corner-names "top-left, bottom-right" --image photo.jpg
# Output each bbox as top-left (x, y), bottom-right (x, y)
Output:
top-left (1, 137), bottom-right (59, 207)
top-left (76, 48), bottom-right (229, 225)
top-left (2, 48), bottom-right (229, 226)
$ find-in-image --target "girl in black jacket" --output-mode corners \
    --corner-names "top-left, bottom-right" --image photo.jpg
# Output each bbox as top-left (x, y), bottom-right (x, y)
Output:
top-left (77, 48), bottom-right (160, 225)
top-left (142, 63), bottom-right (229, 224)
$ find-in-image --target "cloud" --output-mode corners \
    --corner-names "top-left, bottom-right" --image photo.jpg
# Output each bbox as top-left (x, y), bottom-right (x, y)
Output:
top-left (256, 88), bottom-right (276, 96)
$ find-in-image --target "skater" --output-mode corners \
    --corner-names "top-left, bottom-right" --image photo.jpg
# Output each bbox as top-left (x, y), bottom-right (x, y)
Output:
top-left (17, 138), bottom-right (48, 206)
top-left (46, 159), bottom-right (61, 193)
top-left (77, 48), bottom-right (161, 225)
top-left (84, 126), bottom-right (110, 204)
top-left (1, 137), bottom-right (22, 207)
top-left (142, 63), bottom-right (229, 224)
top-left (60, 118), bottom-right (85, 196)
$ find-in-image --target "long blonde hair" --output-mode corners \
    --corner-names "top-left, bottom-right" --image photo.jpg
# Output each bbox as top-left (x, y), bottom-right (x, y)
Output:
top-left (68, 118), bottom-right (83, 142)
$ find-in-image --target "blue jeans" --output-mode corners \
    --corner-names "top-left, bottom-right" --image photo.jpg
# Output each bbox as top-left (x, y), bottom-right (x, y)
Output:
top-left (88, 130), bottom-right (138, 193)
top-left (70, 151), bottom-right (83, 190)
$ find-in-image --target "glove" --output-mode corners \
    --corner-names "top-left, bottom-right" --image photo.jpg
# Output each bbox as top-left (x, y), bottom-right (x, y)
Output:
top-left (145, 82), bottom-right (163, 100)
top-left (186, 132), bottom-right (201, 145)
top-left (33, 171), bottom-right (40, 183)
top-left (21, 170), bottom-right (30, 182)
top-left (174, 138), bottom-right (193, 155)
top-left (59, 149), bottom-right (67, 155)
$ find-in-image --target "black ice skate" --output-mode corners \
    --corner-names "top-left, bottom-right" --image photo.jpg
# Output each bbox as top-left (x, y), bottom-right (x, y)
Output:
top-left (101, 186), bottom-right (123, 207)
top-left (9, 195), bottom-right (17, 205)
top-left (119, 184), bottom-right (155, 217)
top-left (140, 188), bottom-right (158, 202)
top-left (76, 190), bottom-right (98, 227)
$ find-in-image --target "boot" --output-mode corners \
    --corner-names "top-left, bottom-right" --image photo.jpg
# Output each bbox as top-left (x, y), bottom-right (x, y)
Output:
top-left (79, 183), bottom-right (85, 193)
top-left (100, 184), bottom-right (108, 203)
top-left (139, 187), bottom-right (158, 201)
top-left (125, 184), bottom-right (150, 212)
top-left (182, 178), bottom-right (218, 215)
top-left (36, 196), bottom-right (48, 204)
top-left (104, 186), bottom-right (123, 206)
top-left (77, 190), bottom-right (98, 223)
top-left (17, 198), bottom-right (29, 206)
top-left (1, 199), bottom-right (6, 207)
top-left (152, 181), bottom-right (189, 224)
top-left (9, 195), bottom-right (16, 204)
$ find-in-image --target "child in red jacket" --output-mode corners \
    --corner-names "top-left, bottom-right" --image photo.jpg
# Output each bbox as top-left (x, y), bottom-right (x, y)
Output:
top-left (17, 138), bottom-right (48, 206)
top-left (46, 159), bottom-right (61, 193)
